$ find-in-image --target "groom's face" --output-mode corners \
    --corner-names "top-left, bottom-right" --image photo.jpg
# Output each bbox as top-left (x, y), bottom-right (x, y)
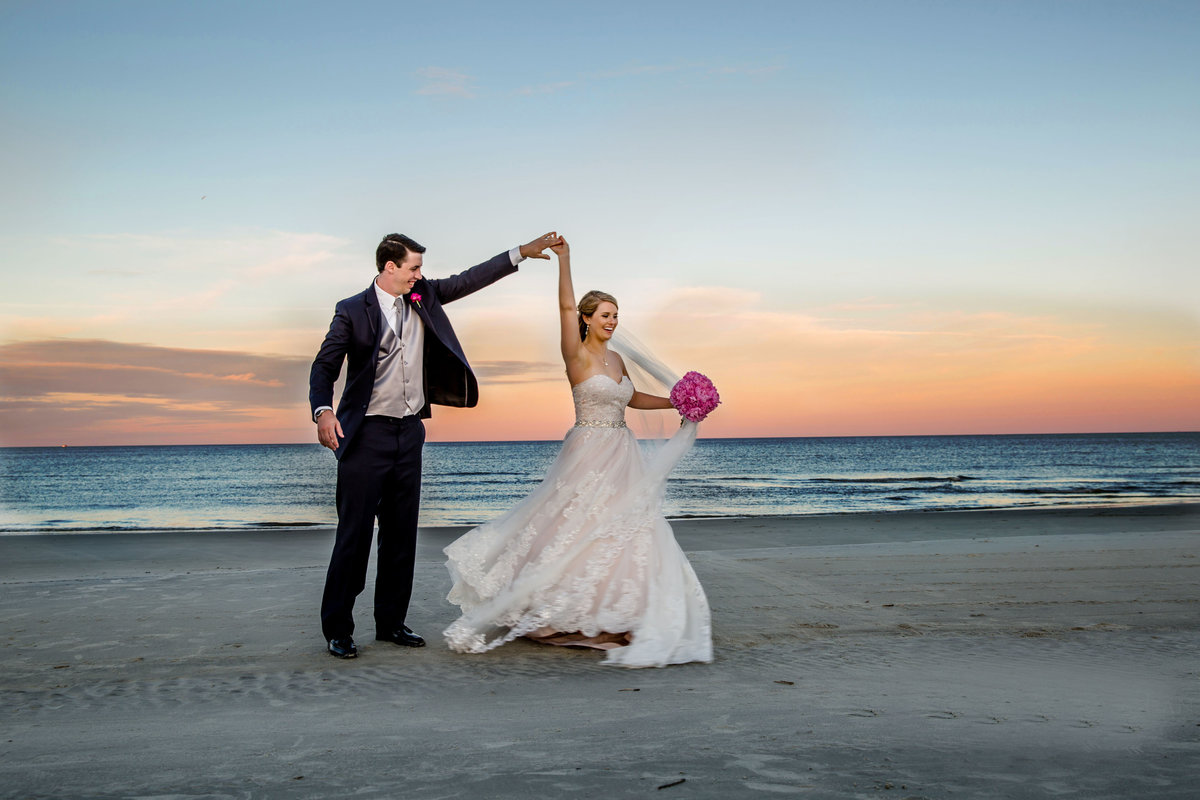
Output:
top-left (380, 251), bottom-right (423, 296)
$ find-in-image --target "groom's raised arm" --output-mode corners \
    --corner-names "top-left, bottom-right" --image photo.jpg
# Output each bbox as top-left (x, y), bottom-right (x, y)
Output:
top-left (428, 252), bottom-right (519, 306)
top-left (430, 233), bottom-right (560, 304)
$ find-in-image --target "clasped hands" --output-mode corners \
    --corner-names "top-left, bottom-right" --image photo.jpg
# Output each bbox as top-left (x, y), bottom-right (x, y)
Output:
top-left (519, 232), bottom-right (564, 260)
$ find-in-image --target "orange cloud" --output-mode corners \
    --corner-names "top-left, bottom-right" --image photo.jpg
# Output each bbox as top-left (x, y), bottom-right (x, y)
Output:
top-left (2, 294), bottom-right (1196, 446)
top-left (0, 340), bottom-right (315, 446)
top-left (633, 295), bottom-right (1200, 438)
top-left (0, 339), bottom-right (565, 446)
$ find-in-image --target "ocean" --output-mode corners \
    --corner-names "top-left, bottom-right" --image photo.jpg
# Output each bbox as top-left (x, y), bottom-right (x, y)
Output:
top-left (1, 432), bottom-right (1197, 533)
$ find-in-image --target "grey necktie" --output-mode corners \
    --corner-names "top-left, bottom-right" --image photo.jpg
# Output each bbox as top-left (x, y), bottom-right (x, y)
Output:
top-left (393, 296), bottom-right (403, 338)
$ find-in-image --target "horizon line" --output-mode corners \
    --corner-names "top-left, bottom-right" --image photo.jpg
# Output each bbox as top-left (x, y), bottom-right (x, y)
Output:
top-left (4, 430), bottom-right (1198, 450)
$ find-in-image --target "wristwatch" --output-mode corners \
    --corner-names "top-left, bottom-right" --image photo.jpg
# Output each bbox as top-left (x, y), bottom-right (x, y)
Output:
top-left (315, 409), bottom-right (328, 420)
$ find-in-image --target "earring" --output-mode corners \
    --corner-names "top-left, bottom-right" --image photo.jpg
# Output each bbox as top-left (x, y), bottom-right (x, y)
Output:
top-left (585, 324), bottom-right (590, 337)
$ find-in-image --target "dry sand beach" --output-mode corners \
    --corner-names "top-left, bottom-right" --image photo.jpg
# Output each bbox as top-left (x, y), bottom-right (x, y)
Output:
top-left (2, 504), bottom-right (1198, 798)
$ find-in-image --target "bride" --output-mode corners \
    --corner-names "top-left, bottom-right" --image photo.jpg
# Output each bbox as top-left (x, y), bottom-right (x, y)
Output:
top-left (442, 235), bottom-right (713, 668)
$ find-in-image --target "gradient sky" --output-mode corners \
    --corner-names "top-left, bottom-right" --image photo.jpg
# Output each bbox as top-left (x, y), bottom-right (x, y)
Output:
top-left (1, 1), bottom-right (1197, 446)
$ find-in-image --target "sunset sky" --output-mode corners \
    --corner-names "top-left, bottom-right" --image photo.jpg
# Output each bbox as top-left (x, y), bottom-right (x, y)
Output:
top-left (1, 1), bottom-right (1197, 446)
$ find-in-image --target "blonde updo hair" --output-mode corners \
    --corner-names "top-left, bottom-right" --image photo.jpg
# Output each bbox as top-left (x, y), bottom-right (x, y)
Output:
top-left (577, 290), bottom-right (618, 341)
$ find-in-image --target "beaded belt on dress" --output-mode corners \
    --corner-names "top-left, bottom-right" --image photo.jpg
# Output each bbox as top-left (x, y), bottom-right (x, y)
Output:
top-left (574, 420), bottom-right (626, 428)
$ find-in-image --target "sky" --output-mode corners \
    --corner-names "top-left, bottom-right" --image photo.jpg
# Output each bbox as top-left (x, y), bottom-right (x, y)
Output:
top-left (0, 0), bottom-right (1197, 446)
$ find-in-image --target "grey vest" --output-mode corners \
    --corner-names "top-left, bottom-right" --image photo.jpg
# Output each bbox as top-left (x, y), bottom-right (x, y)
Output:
top-left (367, 299), bottom-right (425, 417)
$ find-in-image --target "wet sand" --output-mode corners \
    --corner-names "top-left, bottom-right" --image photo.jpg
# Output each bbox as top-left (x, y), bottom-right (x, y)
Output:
top-left (2, 504), bottom-right (1198, 798)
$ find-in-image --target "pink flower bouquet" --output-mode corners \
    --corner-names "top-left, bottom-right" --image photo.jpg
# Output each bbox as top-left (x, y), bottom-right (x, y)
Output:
top-left (670, 371), bottom-right (721, 423)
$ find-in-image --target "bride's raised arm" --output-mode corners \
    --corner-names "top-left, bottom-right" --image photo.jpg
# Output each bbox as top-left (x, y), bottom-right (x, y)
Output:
top-left (555, 238), bottom-right (586, 378)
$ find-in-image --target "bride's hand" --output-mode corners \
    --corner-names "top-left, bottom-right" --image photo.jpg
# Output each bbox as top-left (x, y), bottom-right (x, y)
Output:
top-left (519, 232), bottom-right (562, 260)
top-left (551, 236), bottom-right (569, 257)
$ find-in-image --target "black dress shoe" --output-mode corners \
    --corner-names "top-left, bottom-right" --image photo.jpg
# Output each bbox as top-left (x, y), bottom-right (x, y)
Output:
top-left (376, 625), bottom-right (425, 647)
top-left (327, 637), bottom-right (358, 658)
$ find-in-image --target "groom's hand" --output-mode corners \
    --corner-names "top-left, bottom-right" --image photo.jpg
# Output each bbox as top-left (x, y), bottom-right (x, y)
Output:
top-left (317, 413), bottom-right (344, 451)
top-left (519, 232), bottom-right (562, 260)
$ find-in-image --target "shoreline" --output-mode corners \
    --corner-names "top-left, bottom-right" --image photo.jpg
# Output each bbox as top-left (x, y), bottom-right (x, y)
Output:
top-left (2, 498), bottom-right (1196, 538)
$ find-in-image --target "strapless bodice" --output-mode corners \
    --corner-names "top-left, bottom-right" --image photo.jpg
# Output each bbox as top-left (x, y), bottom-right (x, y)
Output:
top-left (571, 374), bottom-right (633, 428)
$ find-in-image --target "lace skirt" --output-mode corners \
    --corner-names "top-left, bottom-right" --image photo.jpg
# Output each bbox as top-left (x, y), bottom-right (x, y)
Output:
top-left (443, 424), bottom-right (712, 668)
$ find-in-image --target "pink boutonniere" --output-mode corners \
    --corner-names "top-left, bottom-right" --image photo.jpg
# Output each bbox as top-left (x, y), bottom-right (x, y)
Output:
top-left (409, 292), bottom-right (422, 309)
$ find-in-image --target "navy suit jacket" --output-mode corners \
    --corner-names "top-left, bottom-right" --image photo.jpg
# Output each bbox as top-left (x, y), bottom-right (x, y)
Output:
top-left (309, 252), bottom-right (518, 460)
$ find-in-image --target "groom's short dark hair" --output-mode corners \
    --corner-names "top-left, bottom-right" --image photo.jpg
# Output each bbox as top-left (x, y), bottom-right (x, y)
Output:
top-left (376, 234), bottom-right (426, 272)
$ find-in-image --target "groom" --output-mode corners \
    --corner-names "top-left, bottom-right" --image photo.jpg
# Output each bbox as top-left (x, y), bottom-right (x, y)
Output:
top-left (309, 231), bottom-right (560, 658)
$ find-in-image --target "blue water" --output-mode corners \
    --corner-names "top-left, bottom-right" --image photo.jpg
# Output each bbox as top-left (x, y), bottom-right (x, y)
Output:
top-left (0, 433), bottom-right (1197, 532)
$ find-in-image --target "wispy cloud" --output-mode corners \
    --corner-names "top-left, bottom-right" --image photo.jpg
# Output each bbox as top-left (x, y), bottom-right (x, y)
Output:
top-left (0, 229), bottom-right (356, 349)
top-left (416, 67), bottom-right (477, 98)
top-left (85, 269), bottom-right (144, 277)
top-left (586, 63), bottom-right (691, 80)
top-left (517, 81), bottom-right (576, 96)
top-left (515, 60), bottom-right (779, 97)
top-left (473, 359), bottom-right (561, 383)
top-left (710, 63), bottom-right (784, 77)
top-left (70, 229), bottom-right (350, 283)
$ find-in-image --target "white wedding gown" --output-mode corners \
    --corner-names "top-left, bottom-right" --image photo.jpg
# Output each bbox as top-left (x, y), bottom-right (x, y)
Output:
top-left (443, 374), bottom-right (713, 668)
